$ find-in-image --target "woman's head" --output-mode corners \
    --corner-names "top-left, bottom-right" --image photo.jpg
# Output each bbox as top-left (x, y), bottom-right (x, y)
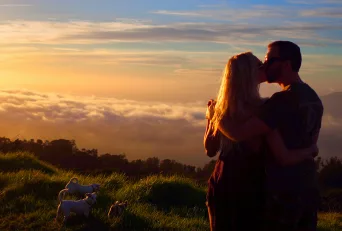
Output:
top-left (212, 51), bottom-right (262, 134)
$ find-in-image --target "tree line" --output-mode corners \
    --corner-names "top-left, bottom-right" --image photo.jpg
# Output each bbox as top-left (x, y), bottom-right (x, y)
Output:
top-left (0, 137), bottom-right (341, 189)
top-left (0, 137), bottom-right (216, 182)
top-left (1, 136), bottom-right (341, 211)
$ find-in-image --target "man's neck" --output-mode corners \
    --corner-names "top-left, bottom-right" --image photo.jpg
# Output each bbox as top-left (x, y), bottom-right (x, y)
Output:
top-left (278, 73), bottom-right (303, 90)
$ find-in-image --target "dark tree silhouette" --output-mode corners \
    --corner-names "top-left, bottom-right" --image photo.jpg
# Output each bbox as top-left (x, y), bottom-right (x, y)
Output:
top-left (1, 135), bottom-right (342, 211)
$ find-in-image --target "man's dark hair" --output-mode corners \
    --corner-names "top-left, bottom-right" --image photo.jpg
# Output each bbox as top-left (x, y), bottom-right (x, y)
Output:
top-left (268, 41), bottom-right (302, 72)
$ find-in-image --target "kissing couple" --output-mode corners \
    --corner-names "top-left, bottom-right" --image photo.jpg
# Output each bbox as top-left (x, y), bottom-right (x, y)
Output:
top-left (204, 41), bottom-right (323, 231)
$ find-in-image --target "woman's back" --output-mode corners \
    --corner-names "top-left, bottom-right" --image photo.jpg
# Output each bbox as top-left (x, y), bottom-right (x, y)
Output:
top-left (205, 52), bottom-right (266, 231)
top-left (209, 104), bottom-right (265, 194)
top-left (207, 120), bottom-right (265, 231)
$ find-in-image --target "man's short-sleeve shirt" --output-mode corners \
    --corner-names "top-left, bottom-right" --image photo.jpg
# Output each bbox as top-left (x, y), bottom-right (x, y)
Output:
top-left (258, 82), bottom-right (324, 192)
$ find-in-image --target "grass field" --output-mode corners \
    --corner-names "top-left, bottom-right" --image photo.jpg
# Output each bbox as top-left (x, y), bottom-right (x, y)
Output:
top-left (0, 152), bottom-right (341, 231)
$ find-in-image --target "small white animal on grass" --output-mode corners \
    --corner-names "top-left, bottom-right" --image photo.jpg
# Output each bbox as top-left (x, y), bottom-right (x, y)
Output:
top-left (55, 192), bottom-right (97, 224)
top-left (58, 177), bottom-right (100, 201)
top-left (108, 200), bottom-right (128, 218)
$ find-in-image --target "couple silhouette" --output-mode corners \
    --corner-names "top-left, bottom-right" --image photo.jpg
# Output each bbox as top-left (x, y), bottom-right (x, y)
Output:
top-left (204, 41), bottom-right (323, 231)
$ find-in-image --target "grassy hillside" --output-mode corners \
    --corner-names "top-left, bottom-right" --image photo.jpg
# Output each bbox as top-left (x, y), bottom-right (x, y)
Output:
top-left (0, 152), bottom-right (341, 231)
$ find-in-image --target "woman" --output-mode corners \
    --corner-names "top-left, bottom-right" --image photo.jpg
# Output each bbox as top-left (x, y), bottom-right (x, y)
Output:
top-left (203, 52), bottom-right (317, 231)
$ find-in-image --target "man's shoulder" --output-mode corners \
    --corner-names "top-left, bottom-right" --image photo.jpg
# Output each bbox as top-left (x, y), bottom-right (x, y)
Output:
top-left (264, 83), bottom-right (319, 107)
top-left (291, 82), bottom-right (317, 95)
top-left (293, 83), bottom-right (323, 105)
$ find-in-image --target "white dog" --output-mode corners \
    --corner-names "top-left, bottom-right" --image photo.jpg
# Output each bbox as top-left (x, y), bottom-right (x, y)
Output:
top-left (108, 201), bottom-right (128, 218)
top-left (58, 177), bottom-right (100, 201)
top-left (55, 192), bottom-right (97, 223)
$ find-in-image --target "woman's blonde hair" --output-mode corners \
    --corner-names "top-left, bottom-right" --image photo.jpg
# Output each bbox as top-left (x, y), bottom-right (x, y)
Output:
top-left (212, 51), bottom-right (262, 135)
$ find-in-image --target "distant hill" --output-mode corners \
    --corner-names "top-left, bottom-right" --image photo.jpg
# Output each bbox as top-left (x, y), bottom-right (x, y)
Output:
top-left (321, 92), bottom-right (342, 119)
top-left (315, 92), bottom-right (342, 159)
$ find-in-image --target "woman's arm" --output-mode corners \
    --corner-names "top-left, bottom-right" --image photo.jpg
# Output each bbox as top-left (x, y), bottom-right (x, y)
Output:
top-left (204, 119), bottom-right (221, 157)
top-left (267, 129), bottom-right (318, 166)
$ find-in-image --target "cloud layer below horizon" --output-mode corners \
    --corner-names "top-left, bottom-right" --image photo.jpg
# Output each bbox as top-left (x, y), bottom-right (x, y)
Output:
top-left (0, 89), bottom-right (341, 166)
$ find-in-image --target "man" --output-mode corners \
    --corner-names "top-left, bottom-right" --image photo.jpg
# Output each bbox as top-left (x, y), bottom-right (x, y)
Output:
top-left (218, 41), bottom-right (324, 231)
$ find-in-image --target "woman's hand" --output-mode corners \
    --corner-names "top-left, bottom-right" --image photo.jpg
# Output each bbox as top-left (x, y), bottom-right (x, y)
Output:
top-left (206, 99), bottom-right (216, 120)
top-left (204, 119), bottom-right (220, 158)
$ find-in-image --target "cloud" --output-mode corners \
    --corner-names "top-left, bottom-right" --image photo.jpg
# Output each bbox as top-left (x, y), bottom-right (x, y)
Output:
top-left (300, 8), bottom-right (342, 18)
top-left (56, 22), bottom-right (342, 47)
top-left (0, 4), bottom-right (31, 7)
top-left (153, 10), bottom-right (203, 17)
top-left (288, 0), bottom-right (342, 4)
top-left (0, 88), bottom-right (341, 165)
top-left (0, 89), bottom-right (209, 165)
top-left (152, 5), bottom-right (291, 21)
top-left (322, 115), bottom-right (342, 127)
top-left (301, 54), bottom-right (342, 74)
top-left (0, 47), bottom-right (227, 71)
top-left (174, 68), bottom-right (222, 76)
top-left (152, 4), bottom-right (342, 24)
top-left (3, 44), bottom-right (342, 76)
top-left (0, 20), bottom-right (341, 47)
top-left (0, 89), bottom-right (206, 125)
top-left (0, 21), bottom-right (150, 44)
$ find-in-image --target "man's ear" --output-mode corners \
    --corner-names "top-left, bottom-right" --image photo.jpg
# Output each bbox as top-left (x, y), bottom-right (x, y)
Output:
top-left (284, 60), bottom-right (292, 71)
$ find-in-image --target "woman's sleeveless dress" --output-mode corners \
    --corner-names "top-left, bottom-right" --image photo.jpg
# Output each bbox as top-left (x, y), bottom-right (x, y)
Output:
top-left (207, 136), bottom-right (266, 231)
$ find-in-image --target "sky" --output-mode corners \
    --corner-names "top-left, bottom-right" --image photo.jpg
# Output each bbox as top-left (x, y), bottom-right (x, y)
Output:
top-left (0, 0), bottom-right (341, 166)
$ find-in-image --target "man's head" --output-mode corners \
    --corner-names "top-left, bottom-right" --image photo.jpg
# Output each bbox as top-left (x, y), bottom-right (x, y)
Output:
top-left (262, 41), bottom-right (302, 84)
